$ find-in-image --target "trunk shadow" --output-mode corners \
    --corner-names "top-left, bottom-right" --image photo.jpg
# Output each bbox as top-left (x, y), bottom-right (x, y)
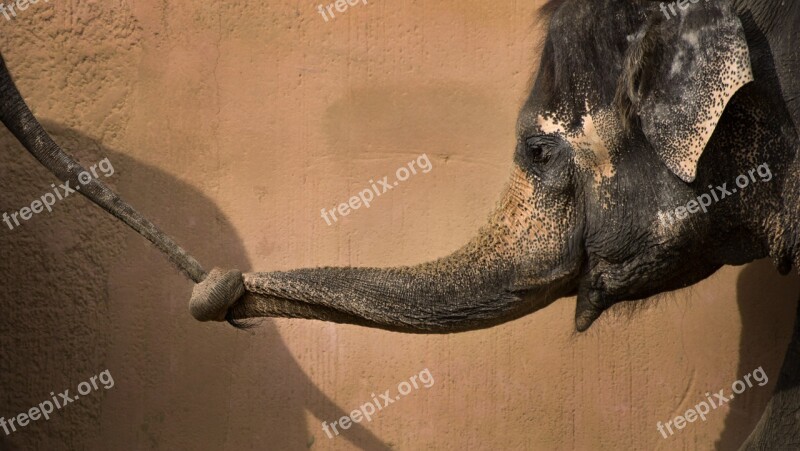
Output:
top-left (0, 122), bottom-right (389, 450)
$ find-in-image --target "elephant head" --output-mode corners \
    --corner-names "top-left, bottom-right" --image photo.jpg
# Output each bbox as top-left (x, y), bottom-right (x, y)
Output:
top-left (190, 0), bottom-right (794, 333)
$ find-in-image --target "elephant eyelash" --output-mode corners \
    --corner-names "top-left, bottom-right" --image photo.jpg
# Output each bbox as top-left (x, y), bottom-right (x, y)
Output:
top-left (525, 137), bottom-right (553, 164)
top-left (528, 145), bottom-right (549, 163)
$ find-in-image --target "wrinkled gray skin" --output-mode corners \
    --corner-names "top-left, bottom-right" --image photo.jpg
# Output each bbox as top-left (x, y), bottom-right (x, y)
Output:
top-left (1, 0), bottom-right (798, 448)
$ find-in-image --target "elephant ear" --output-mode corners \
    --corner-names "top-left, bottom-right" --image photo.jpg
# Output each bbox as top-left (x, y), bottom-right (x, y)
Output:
top-left (619, 1), bottom-right (753, 182)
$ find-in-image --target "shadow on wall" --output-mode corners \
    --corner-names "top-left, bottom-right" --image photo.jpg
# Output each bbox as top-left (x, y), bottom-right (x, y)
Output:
top-left (0, 122), bottom-right (389, 450)
top-left (716, 260), bottom-right (800, 450)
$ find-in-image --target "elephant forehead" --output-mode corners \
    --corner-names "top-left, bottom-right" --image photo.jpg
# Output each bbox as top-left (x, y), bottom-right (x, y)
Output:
top-left (536, 110), bottom-right (617, 183)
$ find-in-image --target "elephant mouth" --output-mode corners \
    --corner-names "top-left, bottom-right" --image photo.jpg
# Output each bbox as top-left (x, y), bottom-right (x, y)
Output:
top-left (572, 258), bottom-right (651, 332)
top-left (575, 285), bottom-right (609, 332)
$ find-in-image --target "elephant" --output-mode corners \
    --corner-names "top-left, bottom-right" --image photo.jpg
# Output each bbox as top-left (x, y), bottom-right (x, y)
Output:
top-left (0, 0), bottom-right (798, 448)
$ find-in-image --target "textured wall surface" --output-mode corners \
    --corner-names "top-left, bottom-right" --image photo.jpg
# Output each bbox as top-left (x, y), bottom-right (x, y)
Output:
top-left (0, 1), bottom-right (798, 450)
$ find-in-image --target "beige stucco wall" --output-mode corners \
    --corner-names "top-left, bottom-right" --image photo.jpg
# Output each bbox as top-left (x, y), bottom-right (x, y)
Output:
top-left (0, 1), bottom-right (798, 449)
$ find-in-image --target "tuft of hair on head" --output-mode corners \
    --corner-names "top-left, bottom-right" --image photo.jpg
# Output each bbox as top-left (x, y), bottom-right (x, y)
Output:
top-left (538, 0), bottom-right (568, 21)
top-left (613, 17), bottom-right (665, 133)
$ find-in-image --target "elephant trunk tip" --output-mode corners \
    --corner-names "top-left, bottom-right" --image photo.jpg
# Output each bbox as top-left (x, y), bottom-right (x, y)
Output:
top-left (189, 268), bottom-right (246, 322)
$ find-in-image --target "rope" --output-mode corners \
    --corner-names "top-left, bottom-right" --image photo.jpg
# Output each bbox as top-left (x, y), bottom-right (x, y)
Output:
top-left (0, 53), bottom-right (244, 322)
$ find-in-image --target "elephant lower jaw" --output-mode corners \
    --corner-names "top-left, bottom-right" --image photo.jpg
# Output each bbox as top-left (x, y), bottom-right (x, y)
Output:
top-left (575, 287), bottom-right (607, 332)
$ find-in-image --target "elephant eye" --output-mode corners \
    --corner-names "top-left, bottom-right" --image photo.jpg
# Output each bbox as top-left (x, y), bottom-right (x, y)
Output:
top-left (525, 138), bottom-right (551, 164)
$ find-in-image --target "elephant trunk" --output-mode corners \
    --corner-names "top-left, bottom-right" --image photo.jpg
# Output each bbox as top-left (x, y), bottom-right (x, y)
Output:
top-left (221, 167), bottom-right (577, 333)
top-left (231, 238), bottom-right (522, 332)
